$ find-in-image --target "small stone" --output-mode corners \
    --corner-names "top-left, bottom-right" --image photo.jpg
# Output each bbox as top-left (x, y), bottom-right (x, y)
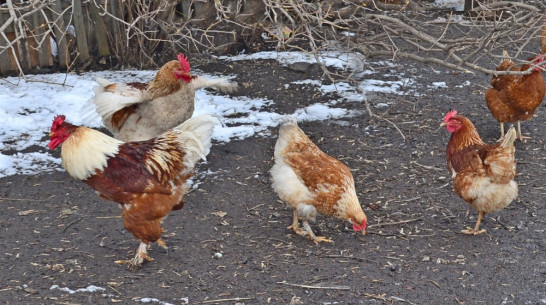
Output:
top-left (422, 256), bottom-right (431, 262)
top-left (213, 252), bottom-right (223, 259)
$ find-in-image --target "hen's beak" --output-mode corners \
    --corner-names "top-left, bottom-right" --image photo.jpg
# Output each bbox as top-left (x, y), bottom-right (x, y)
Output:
top-left (436, 122), bottom-right (447, 132)
top-left (49, 132), bottom-right (54, 137)
top-left (362, 229), bottom-right (366, 235)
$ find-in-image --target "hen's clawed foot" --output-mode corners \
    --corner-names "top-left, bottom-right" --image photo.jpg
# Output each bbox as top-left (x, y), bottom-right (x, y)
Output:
top-left (157, 238), bottom-right (168, 251)
top-left (288, 224), bottom-right (307, 237)
top-left (310, 236), bottom-right (333, 244)
top-left (516, 134), bottom-right (530, 142)
top-left (115, 242), bottom-right (153, 269)
top-left (461, 227), bottom-right (486, 235)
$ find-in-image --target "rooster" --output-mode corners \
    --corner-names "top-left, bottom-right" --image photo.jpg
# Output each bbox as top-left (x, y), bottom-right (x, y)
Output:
top-left (89, 53), bottom-right (237, 142)
top-left (484, 51), bottom-right (545, 141)
top-left (441, 110), bottom-right (518, 235)
top-left (271, 117), bottom-right (367, 243)
top-left (48, 114), bottom-right (218, 268)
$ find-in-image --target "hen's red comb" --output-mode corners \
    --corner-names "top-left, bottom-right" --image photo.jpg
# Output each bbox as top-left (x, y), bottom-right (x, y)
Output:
top-left (177, 53), bottom-right (190, 73)
top-left (443, 110), bottom-right (457, 122)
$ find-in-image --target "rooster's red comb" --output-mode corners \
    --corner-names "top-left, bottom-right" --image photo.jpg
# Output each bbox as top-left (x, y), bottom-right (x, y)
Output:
top-left (52, 115), bottom-right (66, 130)
top-left (177, 53), bottom-right (190, 73)
top-left (443, 110), bottom-right (457, 123)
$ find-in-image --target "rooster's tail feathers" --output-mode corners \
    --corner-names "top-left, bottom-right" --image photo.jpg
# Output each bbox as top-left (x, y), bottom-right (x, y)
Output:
top-left (501, 126), bottom-right (517, 148)
top-left (172, 115), bottom-right (220, 165)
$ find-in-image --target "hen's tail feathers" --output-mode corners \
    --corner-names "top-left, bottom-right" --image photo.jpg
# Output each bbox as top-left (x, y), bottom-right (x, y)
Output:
top-left (296, 204), bottom-right (317, 223)
top-left (501, 50), bottom-right (510, 60)
top-left (191, 76), bottom-right (238, 94)
top-left (501, 126), bottom-right (517, 148)
top-left (279, 115), bottom-right (298, 127)
top-left (173, 115), bottom-right (220, 166)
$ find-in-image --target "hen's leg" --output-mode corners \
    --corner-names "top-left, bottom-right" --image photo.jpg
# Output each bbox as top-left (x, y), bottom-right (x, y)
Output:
top-left (516, 121), bottom-right (531, 141)
top-left (302, 221), bottom-right (333, 244)
top-left (496, 122), bottom-right (505, 142)
top-left (157, 238), bottom-right (168, 250)
top-left (462, 211), bottom-right (487, 235)
top-left (115, 242), bottom-right (153, 269)
top-left (288, 209), bottom-right (306, 236)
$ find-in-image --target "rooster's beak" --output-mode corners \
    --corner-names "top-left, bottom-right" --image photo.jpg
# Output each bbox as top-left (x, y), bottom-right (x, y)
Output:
top-left (49, 132), bottom-right (54, 137)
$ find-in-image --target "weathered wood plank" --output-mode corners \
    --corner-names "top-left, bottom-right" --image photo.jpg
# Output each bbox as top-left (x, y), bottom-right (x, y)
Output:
top-left (72, 0), bottom-right (90, 62)
top-left (31, 12), bottom-right (52, 67)
top-left (107, 0), bottom-right (123, 56)
top-left (0, 13), bottom-right (12, 74)
top-left (88, 1), bottom-right (110, 57)
top-left (50, 0), bottom-right (69, 68)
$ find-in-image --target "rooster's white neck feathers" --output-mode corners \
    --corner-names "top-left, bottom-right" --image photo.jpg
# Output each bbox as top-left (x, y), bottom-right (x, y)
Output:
top-left (61, 127), bottom-right (123, 180)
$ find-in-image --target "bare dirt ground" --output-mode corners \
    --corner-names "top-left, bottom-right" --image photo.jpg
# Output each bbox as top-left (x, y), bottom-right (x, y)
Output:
top-left (1, 52), bottom-right (545, 305)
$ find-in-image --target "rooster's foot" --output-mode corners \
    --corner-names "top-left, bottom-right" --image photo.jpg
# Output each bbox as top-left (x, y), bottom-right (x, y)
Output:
top-left (461, 227), bottom-right (486, 235)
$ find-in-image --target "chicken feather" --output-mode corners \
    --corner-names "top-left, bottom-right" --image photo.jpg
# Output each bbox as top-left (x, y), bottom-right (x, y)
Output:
top-left (442, 110), bottom-right (518, 235)
top-left (85, 54), bottom-right (237, 142)
top-left (271, 116), bottom-right (367, 243)
top-left (49, 114), bottom-right (219, 268)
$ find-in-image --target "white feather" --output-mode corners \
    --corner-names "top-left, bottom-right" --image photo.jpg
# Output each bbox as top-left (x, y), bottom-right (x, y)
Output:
top-left (89, 78), bottom-right (149, 121)
top-left (191, 76), bottom-right (238, 94)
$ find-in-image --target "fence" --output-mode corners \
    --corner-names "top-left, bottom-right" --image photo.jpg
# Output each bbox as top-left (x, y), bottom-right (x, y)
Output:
top-left (0, 0), bottom-right (247, 76)
top-left (0, 0), bottom-right (527, 77)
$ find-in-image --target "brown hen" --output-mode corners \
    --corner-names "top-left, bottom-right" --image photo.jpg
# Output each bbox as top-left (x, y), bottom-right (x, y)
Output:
top-left (441, 110), bottom-right (518, 235)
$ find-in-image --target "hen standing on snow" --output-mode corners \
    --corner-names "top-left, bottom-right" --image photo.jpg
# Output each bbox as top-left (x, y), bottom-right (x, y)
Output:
top-left (441, 110), bottom-right (518, 235)
top-left (271, 117), bottom-right (367, 244)
top-left (49, 114), bottom-right (219, 268)
top-left (89, 53), bottom-right (237, 142)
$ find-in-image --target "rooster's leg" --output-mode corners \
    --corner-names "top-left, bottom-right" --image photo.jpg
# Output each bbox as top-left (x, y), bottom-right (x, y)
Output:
top-left (115, 242), bottom-right (154, 269)
top-left (302, 221), bottom-right (333, 244)
top-left (462, 211), bottom-right (487, 235)
top-left (516, 121), bottom-right (531, 141)
top-left (288, 209), bottom-right (306, 236)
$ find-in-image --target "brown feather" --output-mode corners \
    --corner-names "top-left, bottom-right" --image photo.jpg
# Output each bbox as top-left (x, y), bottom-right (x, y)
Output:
top-left (485, 55), bottom-right (545, 123)
top-left (110, 104), bottom-right (139, 131)
top-left (283, 137), bottom-right (352, 216)
top-left (148, 60), bottom-right (184, 99)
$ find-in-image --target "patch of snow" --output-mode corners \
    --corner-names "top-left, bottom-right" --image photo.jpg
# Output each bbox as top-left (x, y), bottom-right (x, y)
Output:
top-left (50, 284), bottom-right (105, 294)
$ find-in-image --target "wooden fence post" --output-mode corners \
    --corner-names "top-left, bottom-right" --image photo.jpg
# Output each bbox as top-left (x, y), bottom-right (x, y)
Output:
top-left (88, 2), bottom-right (110, 58)
top-left (50, 0), bottom-right (69, 68)
top-left (31, 12), bottom-right (52, 67)
top-left (72, 0), bottom-right (90, 63)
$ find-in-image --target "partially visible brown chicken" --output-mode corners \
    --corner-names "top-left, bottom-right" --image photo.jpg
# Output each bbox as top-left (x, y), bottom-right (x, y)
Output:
top-left (49, 114), bottom-right (218, 268)
top-left (89, 53), bottom-right (237, 142)
top-left (484, 50), bottom-right (545, 141)
top-left (271, 117), bottom-right (367, 243)
top-left (441, 110), bottom-right (518, 235)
